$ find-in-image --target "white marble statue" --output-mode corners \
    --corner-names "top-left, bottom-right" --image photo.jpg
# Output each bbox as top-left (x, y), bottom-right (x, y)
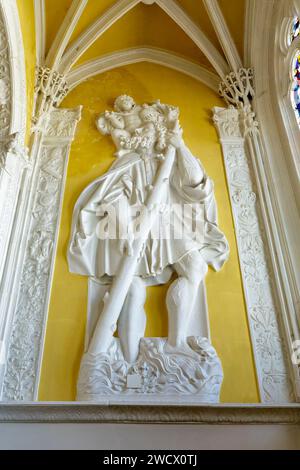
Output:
top-left (68, 95), bottom-right (229, 401)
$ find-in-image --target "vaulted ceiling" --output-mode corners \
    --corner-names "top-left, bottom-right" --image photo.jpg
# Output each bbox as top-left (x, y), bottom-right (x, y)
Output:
top-left (37, 0), bottom-right (246, 92)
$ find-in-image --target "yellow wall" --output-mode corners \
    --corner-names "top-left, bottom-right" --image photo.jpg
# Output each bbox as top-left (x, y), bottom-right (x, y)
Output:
top-left (39, 63), bottom-right (259, 403)
top-left (17, 0), bottom-right (36, 144)
top-left (219, 0), bottom-right (245, 60)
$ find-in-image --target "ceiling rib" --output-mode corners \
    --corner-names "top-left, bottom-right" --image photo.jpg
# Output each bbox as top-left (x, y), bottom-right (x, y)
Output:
top-left (34, 0), bottom-right (46, 66)
top-left (244, 0), bottom-right (254, 68)
top-left (202, 0), bottom-right (242, 72)
top-left (58, 0), bottom-right (230, 79)
top-left (46, 0), bottom-right (89, 69)
top-left (155, 0), bottom-right (229, 78)
top-left (65, 47), bottom-right (220, 93)
top-left (58, 0), bottom-right (141, 73)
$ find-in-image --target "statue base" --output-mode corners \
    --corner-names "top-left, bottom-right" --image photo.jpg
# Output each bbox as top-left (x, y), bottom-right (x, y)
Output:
top-left (77, 337), bottom-right (223, 403)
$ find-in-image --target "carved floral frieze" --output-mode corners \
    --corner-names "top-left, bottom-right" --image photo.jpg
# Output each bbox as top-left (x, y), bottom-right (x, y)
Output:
top-left (2, 147), bottom-right (65, 400)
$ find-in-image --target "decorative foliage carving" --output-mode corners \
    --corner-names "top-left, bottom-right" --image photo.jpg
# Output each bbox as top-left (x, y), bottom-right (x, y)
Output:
top-left (213, 106), bottom-right (294, 402)
top-left (44, 108), bottom-right (82, 138)
top-left (213, 105), bottom-right (241, 138)
top-left (219, 68), bottom-right (255, 107)
top-left (33, 66), bottom-right (69, 130)
top-left (239, 104), bottom-right (259, 137)
top-left (2, 146), bottom-right (66, 400)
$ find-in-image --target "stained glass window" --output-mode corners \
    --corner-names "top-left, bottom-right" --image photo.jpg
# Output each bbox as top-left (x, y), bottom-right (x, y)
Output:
top-left (290, 16), bottom-right (300, 44)
top-left (291, 52), bottom-right (300, 126)
top-left (289, 17), bottom-right (300, 126)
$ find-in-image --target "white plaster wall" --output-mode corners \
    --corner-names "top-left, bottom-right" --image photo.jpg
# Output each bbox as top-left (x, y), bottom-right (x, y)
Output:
top-left (0, 424), bottom-right (299, 450)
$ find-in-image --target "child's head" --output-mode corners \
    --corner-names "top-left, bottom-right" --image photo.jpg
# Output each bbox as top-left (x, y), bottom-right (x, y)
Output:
top-left (114, 95), bottom-right (136, 112)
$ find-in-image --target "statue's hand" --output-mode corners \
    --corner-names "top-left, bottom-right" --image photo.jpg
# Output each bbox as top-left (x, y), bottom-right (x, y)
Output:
top-left (167, 127), bottom-right (183, 149)
top-left (180, 150), bottom-right (204, 186)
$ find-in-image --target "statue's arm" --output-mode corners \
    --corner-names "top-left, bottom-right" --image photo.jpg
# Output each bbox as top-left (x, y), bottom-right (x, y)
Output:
top-left (96, 112), bottom-right (125, 136)
top-left (168, 133), bottom-right (204, 187)
top-left (177, 145), bottom-right (205, 187)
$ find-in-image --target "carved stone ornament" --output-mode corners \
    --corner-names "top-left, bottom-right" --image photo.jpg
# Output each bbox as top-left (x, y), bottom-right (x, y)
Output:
top-left (0, 16), bottom-right (11, 138)
top-left (1, 107), bottom-right (81, 401)
top-left (213, 105), bottom-right (294, 402)
top-left (68, 95), bottom-right (229, 403)
top-left (219, 68), bottom-right (255, 107)
top-left (33, 66), bottom-right (69, 131)
top-left (0, 132), bottom-right (29, 172)
top-left (77, 337), bottom-right (223, 402)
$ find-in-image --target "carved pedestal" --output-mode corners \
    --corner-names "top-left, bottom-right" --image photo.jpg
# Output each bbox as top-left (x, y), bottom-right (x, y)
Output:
top-left (77, 336), bottom-right (223, 403)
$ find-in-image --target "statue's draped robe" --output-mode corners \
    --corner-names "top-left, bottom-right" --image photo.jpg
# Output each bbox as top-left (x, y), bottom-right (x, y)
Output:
top-left (68, 144), bottom-right (229, 286)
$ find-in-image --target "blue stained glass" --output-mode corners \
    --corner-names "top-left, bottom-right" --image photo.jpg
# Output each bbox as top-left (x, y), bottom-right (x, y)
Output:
top-left (290, 16), bottom-right (300, 43)
top-left (291, 52), bottom-right (300, 126)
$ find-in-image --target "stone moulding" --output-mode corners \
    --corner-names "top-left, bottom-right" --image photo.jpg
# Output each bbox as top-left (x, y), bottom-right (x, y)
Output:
top-left (0, 403), bottom-right (299, 424)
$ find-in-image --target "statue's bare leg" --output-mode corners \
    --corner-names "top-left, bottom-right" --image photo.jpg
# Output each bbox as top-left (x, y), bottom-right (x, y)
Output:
top-left (167, 251), bottom-right (208, 347)
top-left (118, 276), bottom-right (147, 363)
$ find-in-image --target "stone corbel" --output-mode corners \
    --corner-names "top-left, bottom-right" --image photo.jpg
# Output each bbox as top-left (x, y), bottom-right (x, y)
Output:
top-left (216, 67), bottom-right (259, 140)
top-left (32, 66), bottom-right (69, 132)
top-left (218, 68), bottom-right (255, 107)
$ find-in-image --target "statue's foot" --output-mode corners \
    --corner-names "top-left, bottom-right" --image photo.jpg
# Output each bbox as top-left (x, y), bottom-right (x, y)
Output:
top-left (164, 338), bottom-right (200, 360)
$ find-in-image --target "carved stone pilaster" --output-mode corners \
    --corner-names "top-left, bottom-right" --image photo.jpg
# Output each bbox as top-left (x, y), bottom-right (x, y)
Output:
top-left (213, 105), bottom-right (295, 402)
top-left (0, 16), bottom-right (11, 138)
top-left (33, 66), bottom-right (69, 131)
top-left (1, 107), bottom-right (81, 401)
top-left (0, 3), bottom-right (29, 379)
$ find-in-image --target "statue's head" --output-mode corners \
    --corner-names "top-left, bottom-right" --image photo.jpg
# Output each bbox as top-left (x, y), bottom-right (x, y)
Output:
top-left (140, 106), bottom-right (160, 123)
top-left (114, 95), bottom-right (136, 112)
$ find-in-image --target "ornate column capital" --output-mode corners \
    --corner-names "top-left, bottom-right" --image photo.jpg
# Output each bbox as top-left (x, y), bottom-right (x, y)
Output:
top-left (33, 66), bottom-right (69, 131)
top-left (217, 69), bottom-right (258, 139)
top-left (213, 103), bottom-right (259, 141)
top-left (213, 105), bottom-right (242, 140)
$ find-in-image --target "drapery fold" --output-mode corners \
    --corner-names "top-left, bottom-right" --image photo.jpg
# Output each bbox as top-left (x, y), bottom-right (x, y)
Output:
top-left (68, 143), bottom-right (229, 285)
